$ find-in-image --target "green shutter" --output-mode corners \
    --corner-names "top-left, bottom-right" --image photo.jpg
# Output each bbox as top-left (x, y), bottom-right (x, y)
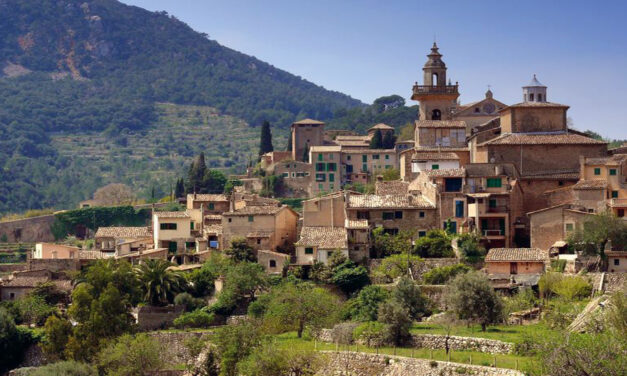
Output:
top-left (594, 168), bottom-right (601, 175)
top-left (610, 169), bottom-right (617, 176)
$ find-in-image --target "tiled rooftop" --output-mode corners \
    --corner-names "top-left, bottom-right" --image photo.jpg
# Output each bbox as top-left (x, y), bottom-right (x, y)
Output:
top-left (415, 120), bottom-right (466, 128)
top-left (375, 181), bottom-right (409, 195)
top-left (505, 101), bottom-right (569, 108)
top-left (423, 168), bottom-right (466, 178)
top-left (154, 211), bottom-right (190, 218)
top-left (296, 226), bottom-right (348, 249)
top-left (347, 194), bottom-right (435, 209)
top-left (204, 224), bottom-right (223, 235)
top-left (486, 248), bottom-right (548, 262)
top-left (368, 123), bottom-right (394, 130)
top-left (573, 180), bottom-right (608, 190)
top-left (95, 226), bottom-right (151, 238)
top-left (188, 194), bottom-right (228, 202)
top-left (480, 132), bottom-right (606, 146)
top-left (411, 152), bottom-right (460, 161)
top-left (309, 145), bottom-right (342, 152)
top-left (223, 205), bottom-right (284, 216)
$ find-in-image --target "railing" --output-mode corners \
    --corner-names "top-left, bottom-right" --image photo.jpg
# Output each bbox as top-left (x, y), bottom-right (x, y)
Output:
top-left (608, 198), bottom-right (627, 207)
top-left (483, 229), bottom-right (504, 236)
top-left (412, 84), bottom-right (459, 95)
top-left (487, 206), bottom-right (508, 213)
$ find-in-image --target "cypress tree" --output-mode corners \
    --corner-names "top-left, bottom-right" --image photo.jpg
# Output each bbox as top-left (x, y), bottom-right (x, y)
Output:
top-left (286, 131), bottom-right (293, 151)
top-left (302, 143), bottom-right (309, 163)
top-left (259, 120), bottom-right (274, 157)
top-left (370, 130), bottom-right (383, 149)
top-left (174, 178), bottom-right (185, 198)
top-left (382, 131), bottom-right (397, 149)
top-left (186, 153), bottom-right (208, 193)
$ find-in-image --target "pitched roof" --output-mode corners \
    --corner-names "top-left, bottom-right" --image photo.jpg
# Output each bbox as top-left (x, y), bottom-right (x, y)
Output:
top-left (293, 118), bottom-right (324, 125)
top-left (573, 180), bottom-right (608, 190)
top-left (415, 120), bottom-right (466, 128)
top-left (188, 194), bottom-right (228, 202)
top-left (486, 248), bottom-right (548, 262)
top-left (154, 211), bottom-right (190, 218)
top-left (342, 149), bottom-right (395, 154)
top-left (411, 152), bottom-right (460, 161)
top-left (368, 123), bottom-right (394, 131)
top-left (347, 194), bottom-right (435, 209)
top-left (223, 205), bottom-right (284, 216)
top-left (95, 226), bottom-right (151, 238)
top-left (204, 224), bottom-right (223, 235)
top-left (520, 171), bottom-right (580, 180)
top-left (479, 132), bottom-right (605, 146)
top-left (423, 168), bottom-right (466, 178)
top-left (504, 101), bottom-right (568, 109)
top-left (296, 226), bottom-right (347, 249)
top-left (309, 145), bottom-right (342, 153)
top-left (585, 154), bottom-right (627, 166)
top-left (375, 181), bottom-right (409, 195)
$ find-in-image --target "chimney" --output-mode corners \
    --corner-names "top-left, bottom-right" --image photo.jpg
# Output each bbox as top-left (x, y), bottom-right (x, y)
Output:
top-left (229, 193), bottom-right (235, 212)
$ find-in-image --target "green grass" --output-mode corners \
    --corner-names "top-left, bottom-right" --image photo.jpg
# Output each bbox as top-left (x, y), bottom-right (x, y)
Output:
top-left (410, 322), bottom-right (556, 344)
top-left (273, 332), bottom-right (537, 372)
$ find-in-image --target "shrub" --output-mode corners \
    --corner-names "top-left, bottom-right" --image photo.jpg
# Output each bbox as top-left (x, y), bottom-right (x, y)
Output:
top-left (550, 259), bottom-right (567, 272)
top-left (538, 272), bottom-right (563, 300)
top-left (28, 361), bottom-right (97, 376)
top-left (0, 309), bottom-right (34, 374)
top-left (353, 321), bottom-right (386, 347)
top-left (329, 322), bottom-right (359, 345)
top-left (457, 233), bottom-right (486, 262)
top-left (422, 263), bottom-right (471, 285)
top-left (15, 295), bottom-right (56, 326)
top-left (349, 285), bottom-right (389, 321)
top-left (372, 254), bottom-right (423, 282)
top-left (97, 334), bottom-right (164, 376)
top-left (552, 276), bottom-right (592, 301)
top-left (173, 309), bottom-right (215, 329)
top-left (391, 277), bottom-right (430, 320)
top-left (42, 315), bottom-right (73, 360)
top-left (504, 287), bottom-right (538, 316)
top-left (445, 271), bottom-right (504, 331)
top-left (413, 230), bottom-right (454, 258)
top-left (378, 301), bottom-right (412, 346)
top-left (174, 292), bottom-right (205, 312)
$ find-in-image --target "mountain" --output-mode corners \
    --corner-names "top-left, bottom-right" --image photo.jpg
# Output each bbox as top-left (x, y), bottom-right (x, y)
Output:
top-left (0, 0), bottom-right (363, 214)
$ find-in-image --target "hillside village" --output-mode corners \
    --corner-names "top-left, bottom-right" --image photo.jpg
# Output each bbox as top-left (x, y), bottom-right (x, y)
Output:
top-left (0, 44), bottom-right (625, 376)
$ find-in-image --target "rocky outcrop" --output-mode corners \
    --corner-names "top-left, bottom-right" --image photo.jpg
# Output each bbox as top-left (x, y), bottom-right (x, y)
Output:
top-left (316, 352), bottom-right (524, 376)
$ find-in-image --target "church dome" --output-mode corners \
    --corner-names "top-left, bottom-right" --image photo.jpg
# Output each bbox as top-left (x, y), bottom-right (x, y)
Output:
top-left (523, 74), bottom-right (547, 88)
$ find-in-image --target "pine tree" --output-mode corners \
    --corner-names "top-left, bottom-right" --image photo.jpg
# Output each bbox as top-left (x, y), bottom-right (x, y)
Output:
top-left (302, 143), bottom-right (309, 162)
top-left (259, 120), bottom-right (274, 157)
top-left (286, 131), bottom-right (292, 151)
top-left (382, 131), bottom-right (397, 149)
top-left (370, 130), bottom-right (383, 149)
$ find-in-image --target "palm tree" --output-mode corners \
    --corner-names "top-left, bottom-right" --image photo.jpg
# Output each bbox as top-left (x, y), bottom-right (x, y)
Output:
top-left (135, 259), bottom-right (186, 306)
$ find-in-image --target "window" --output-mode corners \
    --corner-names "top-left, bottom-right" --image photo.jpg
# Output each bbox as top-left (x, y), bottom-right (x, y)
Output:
top-left (346, 164), bottom-right (354, 173)
top-left (565, 223), bottom-right (574, 232)
top-left (529, 93), bottom-right (534, 101)
top-left (455, 201), bottom-right (464, 218)
top-left (329, 173), bottom-right (335, 182)
top-left (362, 155), bottom-right (368, 162)
top-left (611, 191), bottom-right (619, 198)
top-left (614, 258), bottom-right (620, 266)
top-left (357, 211), bottom-right (370, 220)
top-left (282, 172), bottom-right (289, 177)
top-left (394, 211), bottom-right (403, 219)
top-left (385, 154), bottom-right (390, 160)
top-left (347, 155), bottom-right (351, 161)
top-left (318, 183), bottom-right (323, 190)
top-left (609, 169), bottom-right (617, 176)
top-left (330, 184), bottom-right (334, 190)
top-left (432, 109), bottom-right (441, 120)
top-left (419, 211), bottom-right (425, 218)
top-left (594, 168), bottom-right (601, 175)
top-left (383, 228), bottom-right (399, 236)
top-left (208, 203), bottom-right (215, 210)
top-left (248, 215), bottom-right (254, 222)
top-left (316, 173), bottom-right (326, 182)
top-left (618, 209), bottom-right (625, 217)
top-left (318, 154), bottom-right (323, 161)
top-left (269, 260), bottom-right (277, 268)
top-left (372, 154), bottom-right (380, 160)
top-left (327, 163), bottom-right (337, 171)
top-left (316, 163), bottom-right (325, 171)
top-left (382, 212), bottom-right (394, 220)
top-left (305, 247), bottom-right (314, 255)
top-left (228, 218), bottom-right (232, 223)
top-left (329, 154), bottom-right (334, 160)
top-left (257, 239), bottom-right (261, 245)
top-left (486, 178), bottom-right (502, 188)
top-left (362, 164), bottom-right (368, 172)
top-left (431, 164), bottom-right (439, 170)
top-left (489, 199), bottom-right (497, 208)
top-left (190, 222), bottom-right (195, 230)
top-left (418, 231), bottom-right (426, 237)
top-left (538, 94), bottom-right (543, 101)
top-left (474, 107), bottom-right (480, 113)
top-left (160, 223), bottom-right (177, 230)
top-left (385, 165), bottom-right (392, 169)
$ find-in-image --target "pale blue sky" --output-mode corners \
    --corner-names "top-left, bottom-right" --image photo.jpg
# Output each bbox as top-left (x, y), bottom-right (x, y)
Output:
top-left (123, 0), bottom-right (626, 139)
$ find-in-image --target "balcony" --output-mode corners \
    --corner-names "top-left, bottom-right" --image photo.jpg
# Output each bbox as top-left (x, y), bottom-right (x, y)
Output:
top-left (608, 198), bottom-right (627, 208)
top-left (412, 84), bottom-right (459, 96)
top-left (482, 229), bottom-right (504, 237)
top-left (487, 206), bottom-right (508, 213)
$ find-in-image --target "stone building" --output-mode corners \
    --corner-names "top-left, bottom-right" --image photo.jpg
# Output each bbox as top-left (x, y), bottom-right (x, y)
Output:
top-left (528, 203), bottom-right (591, 251)
top-left (294, 226), bottom-right (348, 265)
top-left (257, 249), bottom-right (291, 274)
top-left (485, 247), bottom-right (548, 276)
top-left (270, 160), bottom-right (313, 197)
top-left (291, 118), bottom-right (325, 161)
top-left (95, 226), bottom-right (152, 257)
top-left (453, 89), bottom-right (507, 132)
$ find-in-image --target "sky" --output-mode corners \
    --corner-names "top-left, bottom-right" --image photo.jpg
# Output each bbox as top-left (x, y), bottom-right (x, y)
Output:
top-left (123, 0), bottom-right (627, 139)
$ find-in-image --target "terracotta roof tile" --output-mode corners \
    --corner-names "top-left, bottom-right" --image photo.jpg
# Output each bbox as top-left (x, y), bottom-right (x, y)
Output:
top-left (293, 118), bottom-right (324, 125)
top-left (486, 248), bottom-right (548, 262)
top-left (188, 194), bottom-right (228, 202)
top-left (95, 226), bottom-right (151, 238)
top-left (480, 132), bottom-right (605, 146)
top-left (368, 123), bottom-right (394, 131)
top-left (416, 120), bottom-right (466, 128)
top-left (411, 152), bottom-right (460, 161)
top-left (204, 224), bottom-right (223, 235)
top-left (573, 180), bottom-right (608, 190)
top-left (154, 211), bottom-right (190, 218)
top-left (223, 205), bottom-right (284, 216)
top-left (295, 226), bottom-right (347, 249)
top-left (310, 145), bottom-right (342, 152)
top-left (375, 181), bottom-right (409, 195)
top-left (505, 101), bottom-right (568, 108)
top-left (347, 194), bottom-right (435, 209)
top-left (423, 168), bottom-right (466, 178)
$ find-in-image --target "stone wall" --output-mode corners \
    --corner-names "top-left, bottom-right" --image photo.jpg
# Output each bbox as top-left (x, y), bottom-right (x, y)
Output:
top-left (28, 258), bottom-right (80, 272)
top-left (135, 305), bottom-right (184, 331)
top-left (0, 263), bottom-right (27, 274)
top-left (420, 285), bottom-right (448, 310)
top-left (0, 215), bottom-right (56, 243)
top-left (146, 331), bottom-right (212, 366)
top-left (369, 258), bottom-right (459, 283)
top-left (317, 330), bottom-right (513, 354)
top-left (316, 351), bottom-right (524, 376)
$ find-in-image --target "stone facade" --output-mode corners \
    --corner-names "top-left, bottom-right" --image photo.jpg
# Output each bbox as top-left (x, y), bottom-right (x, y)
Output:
top-left (316, 352), bottom-right (523, 376)
top-left (0, 214), bottom-right (55, 243)
top-left (146, 331), bottom-right (212, 366)
top-left (135, 305), bottom-right (184, 331)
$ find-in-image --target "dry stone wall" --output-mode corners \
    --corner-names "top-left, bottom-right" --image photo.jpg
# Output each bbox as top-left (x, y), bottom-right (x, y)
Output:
top-left (316, 352), bottom-right (524, 376)
top-left (146, 331), bottom-right (213, 365)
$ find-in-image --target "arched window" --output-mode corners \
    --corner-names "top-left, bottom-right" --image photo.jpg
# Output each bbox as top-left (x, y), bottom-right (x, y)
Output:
top-left (432, 73), bottom-right (438, 86)
top-left (529, 93), bottom-right (535, 101)
top-left (538, 93), bottom-right (543, 101)
top-left (432, 109), bottom-right (441, 120)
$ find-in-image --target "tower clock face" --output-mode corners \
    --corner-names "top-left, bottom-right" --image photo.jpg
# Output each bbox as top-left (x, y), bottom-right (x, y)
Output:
top-left (483, 103), bottom-right (496, 114)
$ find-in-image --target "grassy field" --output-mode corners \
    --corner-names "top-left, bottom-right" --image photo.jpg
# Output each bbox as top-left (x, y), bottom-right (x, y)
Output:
top-left (273, 332), bottom-right (537, 373)
top-left (410, 322), bottom-right (556, 344)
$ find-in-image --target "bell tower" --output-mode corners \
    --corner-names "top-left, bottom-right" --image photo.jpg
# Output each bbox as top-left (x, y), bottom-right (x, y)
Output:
top-left (411, 43), bottom-right (460, 121)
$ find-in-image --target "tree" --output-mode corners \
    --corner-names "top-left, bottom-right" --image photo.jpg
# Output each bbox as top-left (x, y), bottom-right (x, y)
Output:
top-left (225, 237), bottom-right (256, 263)
top-left (258, 120), bottom-right (274, 157)
top-left (414, 230), bottom-right (454, 258)
top-left (186, 153), bottom-right (208, 194)
top-left (381, 168), bottom-right (400, 181)
top-left (391, 277), bottom-right (430, 320)
top-left (93, 183), bottom-right (134, 206)
top-left (202, 169), bottom-right (227, 194)
top-left (175, 178), bottom-right (185, 198)
top-left (42, 315), bottom-right (73, 361)
top-left (373, 253), bottom-right (423, 281)
top-left (258, 281), bottom-right (340, 338)
top-left (567, 211), bottom-right (627, 269)
top-left (286, 131), bottom-right (292, 151)
top-left (135, 259), bottom-right (185, 306)
top-left (97, 334), bottom-right (164, 376)
top-left (445, 271), bottom-right (504, 331)
top-left (211, 262), bottom-right (267, 315)
top-left (214, 320), bottom-right (261, 376)
top-left (238, 341), bottom-right (324, 376)
top-left (0, 308), bottom-right (33, 374)
top-left (349, 285), bottom-right (389, 321)
top-left (330, 260), bottom-right (370, 295)
top-left (378, 301), bottom-right (412, 346)
top-left (369, 129), bottom-right (383, 149)
top-left (422, 263), bottom-right (472, 285)
top-left (457, 232), bottom-right (486, 262)
top-left (382, 131), bottom-right (397, 149)
top-left (371, 227), bottom-right (414, 259)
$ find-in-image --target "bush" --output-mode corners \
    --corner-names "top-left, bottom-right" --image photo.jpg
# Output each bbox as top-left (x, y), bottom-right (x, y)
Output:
top-left (538, 272), bottom-right (563, 300)
top-left (504, 288), bottom-right (538, 316)
top-left (348, 285), bottom-right (389, 321)
top-left (392, 277), bottom-right (430, 320)
top-left (457, 233), bottom-right (486, 262)
top-left (173, 309), bottom-right (215, 329)
top-left (15, 295), bottom-right (56, 326)
top-left (353, 321), bottom-right (386, 347)
top-left (378, 301), bottom-right (412, 346)
top-left (445, 271), bottom-right (504, 331)
top-left (422, 263), bottom-right (471, 285)
top-left (97, 334), bottom-right (164, 376)
top-left (550, 259), bottom-right (567, 272)
top-left (552, 276), bottom-right (592, 301)
top-left (174, 292), bottom-right (205, 312)
top-left (42, 315), bottom-right (73, 360)
top-left (414, 230), bottom-right (454, 258)
top-left (329, 322), bottom-right (359, 345)
top-left (28, 361), bottom-right (97, 376)
top-left (0, 309), bottom-right (34, 374)
top-left (372, 254), bottom-right (423, 282)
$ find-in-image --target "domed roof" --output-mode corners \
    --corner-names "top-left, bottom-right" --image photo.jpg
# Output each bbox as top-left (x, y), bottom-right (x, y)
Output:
top-left (523, 74), bottom-right (546, 88)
